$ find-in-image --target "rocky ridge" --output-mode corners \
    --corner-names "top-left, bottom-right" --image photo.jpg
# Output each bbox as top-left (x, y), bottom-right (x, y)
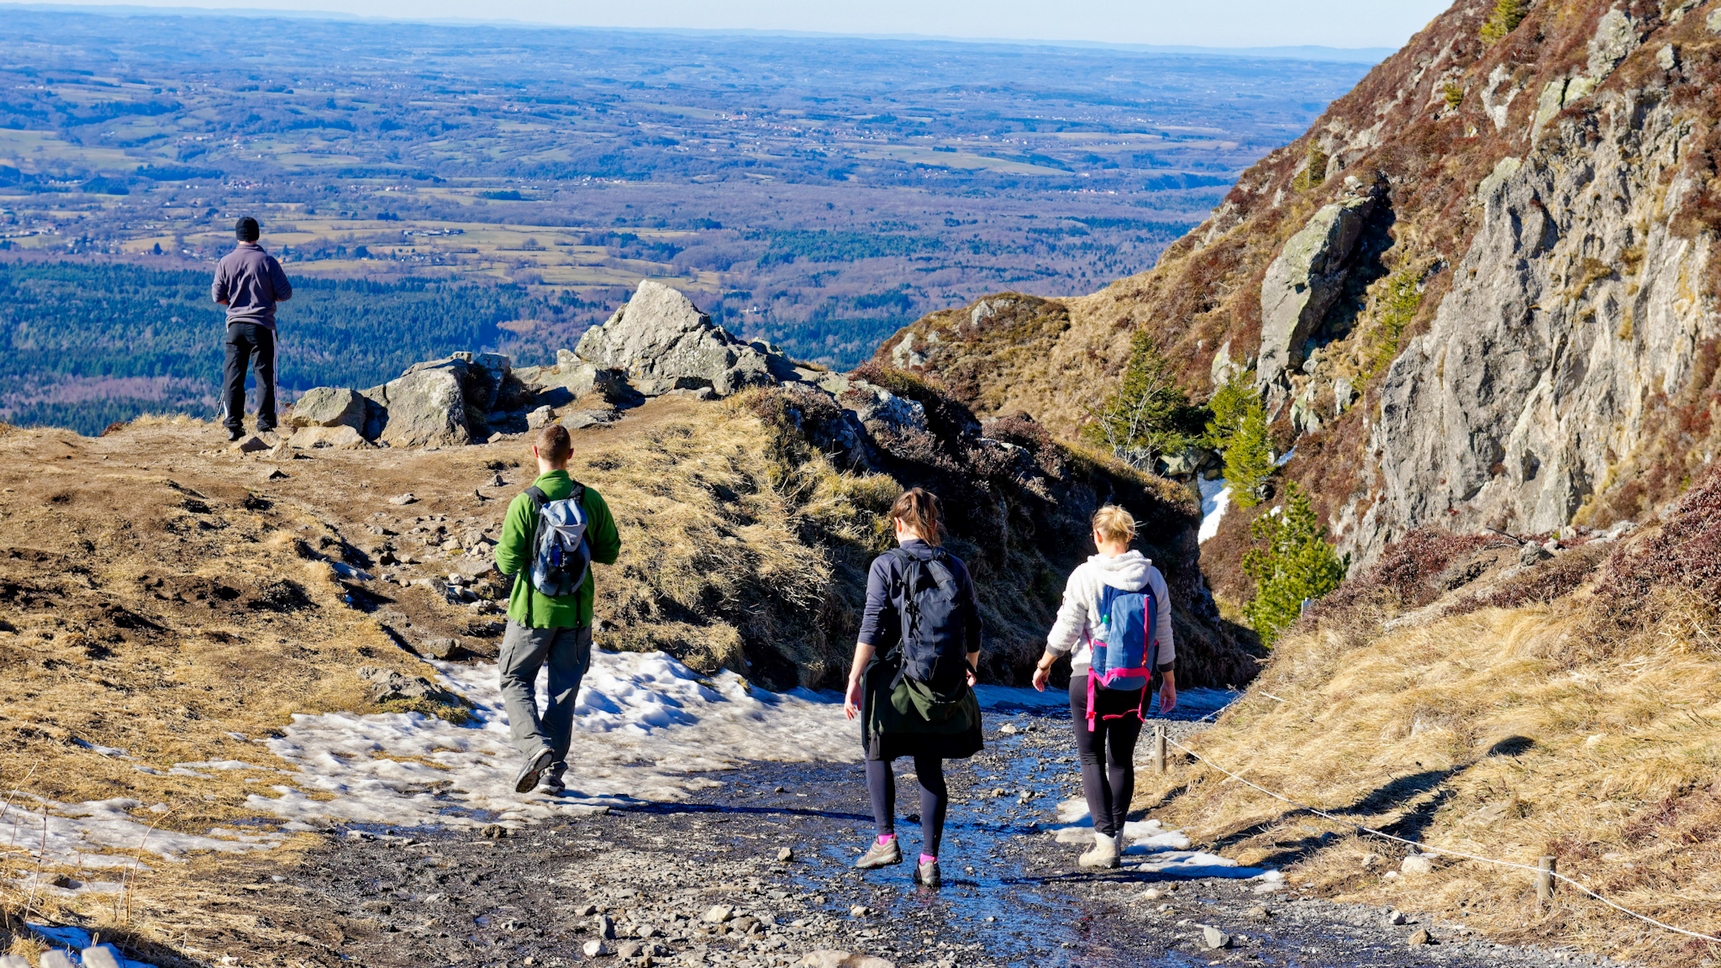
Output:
top-left (876, 0), bottom-right (1721, 570)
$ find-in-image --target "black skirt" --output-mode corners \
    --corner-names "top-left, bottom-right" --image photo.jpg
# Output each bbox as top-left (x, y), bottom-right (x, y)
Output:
top-left (859, 656), bottom-right (984, 762)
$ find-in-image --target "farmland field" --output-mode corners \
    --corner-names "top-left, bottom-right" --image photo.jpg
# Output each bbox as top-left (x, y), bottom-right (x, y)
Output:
top-left (0, 6), bottom-right (1373, 431)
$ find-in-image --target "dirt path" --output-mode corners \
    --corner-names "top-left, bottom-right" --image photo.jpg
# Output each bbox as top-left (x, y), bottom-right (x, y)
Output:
top-left (210, 699), bottom-right (1606, 968)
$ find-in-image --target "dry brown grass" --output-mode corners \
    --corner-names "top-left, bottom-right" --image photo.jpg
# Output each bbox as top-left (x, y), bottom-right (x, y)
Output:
top-left (1138, 544), bottom-right (1721, 965)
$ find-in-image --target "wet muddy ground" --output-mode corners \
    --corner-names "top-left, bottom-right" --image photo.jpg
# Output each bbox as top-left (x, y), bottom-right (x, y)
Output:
top-left (247, 702), bottom-right (1610, 968)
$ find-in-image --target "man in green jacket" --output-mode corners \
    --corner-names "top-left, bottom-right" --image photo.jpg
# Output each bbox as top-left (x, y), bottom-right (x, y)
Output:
top-left (494, 424), bottom-right (621, 794)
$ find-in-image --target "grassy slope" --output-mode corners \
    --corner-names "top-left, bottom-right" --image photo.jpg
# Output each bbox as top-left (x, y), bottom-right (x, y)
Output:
top-left (1134, 467), bottom-right (1721, 966)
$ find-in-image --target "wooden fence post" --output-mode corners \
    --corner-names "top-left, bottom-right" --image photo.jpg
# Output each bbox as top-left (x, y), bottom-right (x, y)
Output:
top-left (1153, 724), bottom-right (1168, 774)
top-left (1536, 855), bottom-right (1556, 904)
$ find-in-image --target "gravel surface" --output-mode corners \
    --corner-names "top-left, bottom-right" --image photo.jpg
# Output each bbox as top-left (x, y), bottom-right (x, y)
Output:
top-left (251, 700), bottom-right (1619, 968)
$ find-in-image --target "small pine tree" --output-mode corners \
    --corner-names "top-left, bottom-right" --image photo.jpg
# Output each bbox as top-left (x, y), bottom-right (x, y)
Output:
top-left (1083, 330), bottom-right (1195, 468)
top-left (1221, 394), bottom-right (1274, 508)
top-left (1480, 0), bottom-right (1528, 45)
top-left (1202, 369), bottom-right (1255, 449)
top-left (1292, 142), bottom-right (1329, 192)
top-left (1242, 483), bottom-right (1349, 646)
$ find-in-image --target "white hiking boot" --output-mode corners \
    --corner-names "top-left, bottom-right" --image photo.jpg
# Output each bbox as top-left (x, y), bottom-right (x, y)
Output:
top-left (1078, 830), bottom-right (1121, 869)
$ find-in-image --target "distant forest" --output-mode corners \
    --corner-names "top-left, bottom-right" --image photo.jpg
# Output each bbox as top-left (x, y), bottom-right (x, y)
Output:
top-left (0, 260), bottom-right (570, 435)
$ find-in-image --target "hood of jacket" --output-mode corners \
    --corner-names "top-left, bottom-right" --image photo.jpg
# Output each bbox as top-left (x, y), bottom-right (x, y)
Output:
top-left (1085, 550), bottom-right (1152, 590)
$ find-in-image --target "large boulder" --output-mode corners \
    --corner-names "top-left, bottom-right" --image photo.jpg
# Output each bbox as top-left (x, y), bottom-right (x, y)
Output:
top-left (1256, 184), bottom-right (1383, 394)
top-left (362, 362), bottom-right (471, 448)
top-left (512, 349), bottom-right (631, 408)
top-left (285, 386), bottom-right (367, 431)
top-left (288, 425), bottom-right (368, 450)
top-left (575, 279), bottom-right (791, 397)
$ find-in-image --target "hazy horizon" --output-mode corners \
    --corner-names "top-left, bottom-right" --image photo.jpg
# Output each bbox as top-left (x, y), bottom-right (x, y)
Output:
top-left (0, 0), bottom-right (1449, 51)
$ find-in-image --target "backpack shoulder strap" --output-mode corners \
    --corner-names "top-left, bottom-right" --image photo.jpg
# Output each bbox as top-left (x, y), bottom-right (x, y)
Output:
top-left (525, 485), bottom-right (550, 509)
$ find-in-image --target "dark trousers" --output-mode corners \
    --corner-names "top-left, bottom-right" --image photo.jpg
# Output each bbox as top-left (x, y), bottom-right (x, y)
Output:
top-left (1070, 676), bottom-right (1146, 837)
top-left (222, 322), bottom-right (277, 431)
top-left (866, 755), bottom-right (948, 857)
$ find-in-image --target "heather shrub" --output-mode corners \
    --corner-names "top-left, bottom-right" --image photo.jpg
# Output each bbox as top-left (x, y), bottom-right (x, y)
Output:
top-left (1319, 527), bottom-right (1498, 614)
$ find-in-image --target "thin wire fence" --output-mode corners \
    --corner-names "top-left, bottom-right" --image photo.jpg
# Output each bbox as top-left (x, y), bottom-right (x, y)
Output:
top-left (1158, 730), bottom-right (1721, 946)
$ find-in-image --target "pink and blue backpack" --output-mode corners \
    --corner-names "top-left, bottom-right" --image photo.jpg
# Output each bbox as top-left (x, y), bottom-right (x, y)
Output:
top-left (1084, 583), bottom-right (1158, 731)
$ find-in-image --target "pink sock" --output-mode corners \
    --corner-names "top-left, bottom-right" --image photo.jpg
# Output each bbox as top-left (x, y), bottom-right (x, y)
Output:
top-left (877, 834), bottom-right (896, 846)
top-left (920, 853), bottom-right (937, 864)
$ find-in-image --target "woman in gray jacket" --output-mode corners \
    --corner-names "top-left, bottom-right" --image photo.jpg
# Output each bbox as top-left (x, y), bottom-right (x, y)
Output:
top-left (1032, 505), bottom-right (1175, 869)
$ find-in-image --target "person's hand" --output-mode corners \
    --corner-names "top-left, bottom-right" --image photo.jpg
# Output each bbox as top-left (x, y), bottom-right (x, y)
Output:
top-left (1158, 679), bottom-right (1177, 715)
top-left (1031, 663), bottom-right (1051, 692)
top-left (843, 676), bottom-right (863, 720)
top-left (966, 669), bottom-right (978, 687)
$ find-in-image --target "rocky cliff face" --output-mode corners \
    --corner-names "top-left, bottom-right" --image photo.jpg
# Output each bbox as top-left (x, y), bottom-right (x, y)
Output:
top-left (882, 0), bottom-right (1721, 568)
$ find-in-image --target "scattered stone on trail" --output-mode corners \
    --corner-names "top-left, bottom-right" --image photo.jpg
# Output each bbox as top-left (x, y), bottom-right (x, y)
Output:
top-left (1401, 853), bottom-right (1436, 875)
top-left (799, 952), bottom-right (897, 968)
top-left (581, 940), bottom-right (612, 958)
top-left (777, 847), bottom-right (794, 862)
top-left (703, 904), bottom-right (734, 923)
top-left (388, 492), bottom-right (416, 506)
top-left (288, 425), bottom-right (368, 450)
top-left (419, 637), bottom-right (463, 660)
top-left (229, 434), bottom-right (269, 454)
top-left (561, 409), bottom-right (616, 431)
top-left (1140, 888), bottom-right (1164, 901)
top-left (480, 824), bottom-right (509, 839)
top-left (575, 279), bottom-right (795, 397)
top-left (1387, 909), bottom-right (1408, 925)
top-left (262, 467), bottom-right (288, 481)
top-left (357, 665), bottom-right (461, 707)
top-left (38, 953), bottom-right (75, 968)
top-left (1408, 928), bottom-right (1432, 946)
top-left (1360, 852), bottom-right (1382, 868)
top-left (1202, 926), bottom-right (1233, 950)
top-left (0, 955), bottom-right (31, 968)
top-left (998, 723), bottom-right (1018, 735)
top-left (576, 903), bottom-right (598, 917)
top-left (287, 386), bottom-right (368, 430)
top-left (849, 905), bottom-right (872, 918)
top-left (596, 914), bottom-right (617, 939)
top-left (526, 405), bottom-right (554, 430)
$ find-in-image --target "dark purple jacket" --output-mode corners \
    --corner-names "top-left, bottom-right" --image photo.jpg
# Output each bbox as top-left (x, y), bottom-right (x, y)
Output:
top-left (857, 539), bottom-right (982, 655)
top-left (212, 243), bottom-right (292, 329)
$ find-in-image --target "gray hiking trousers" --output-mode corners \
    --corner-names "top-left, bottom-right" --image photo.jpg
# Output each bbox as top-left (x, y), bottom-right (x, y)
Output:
top-left (497, 621), bottom-right (592, 771)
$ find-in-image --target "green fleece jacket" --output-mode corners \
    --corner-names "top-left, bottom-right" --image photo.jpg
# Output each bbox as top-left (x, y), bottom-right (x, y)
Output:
top-left (494, 470), bottom-right (621, 629)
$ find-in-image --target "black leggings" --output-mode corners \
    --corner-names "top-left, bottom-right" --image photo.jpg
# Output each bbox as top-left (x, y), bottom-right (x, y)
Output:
top-left (866, 756), bottom-right (948, 857)
top-left (1070, 676), bottom-right (1145, 837)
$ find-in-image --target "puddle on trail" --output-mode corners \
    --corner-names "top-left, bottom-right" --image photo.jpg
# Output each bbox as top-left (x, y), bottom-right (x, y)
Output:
top-left (617, 689), bottom-right (1244, 968)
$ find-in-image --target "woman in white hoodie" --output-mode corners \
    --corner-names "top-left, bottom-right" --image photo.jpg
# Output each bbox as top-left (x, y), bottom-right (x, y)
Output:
top-left (1032, 505), bottom-right (1176, 869)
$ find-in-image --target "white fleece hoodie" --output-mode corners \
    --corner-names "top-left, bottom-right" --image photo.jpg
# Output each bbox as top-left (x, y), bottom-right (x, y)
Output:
top-left (1045, 551), bottom-right (1175, 674)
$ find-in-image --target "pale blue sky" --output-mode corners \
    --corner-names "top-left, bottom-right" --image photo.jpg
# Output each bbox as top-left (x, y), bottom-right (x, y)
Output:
top-left (9, 0), bottom-right (1453, 49)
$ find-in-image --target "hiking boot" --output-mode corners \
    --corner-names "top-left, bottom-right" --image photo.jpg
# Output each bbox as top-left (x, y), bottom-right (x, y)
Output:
top-left (513, 747), bottom-right (554, 794)
top-left (538, 771), bottom-right (566, 796)
top-left (854, 837), bottom-right (902, 869)
top-left (1079, 830), bottom-right (1121, 870)
top-left (227, 427), bottom-right (245, 442)
top-left (912, 858), bottom-right (942, 888)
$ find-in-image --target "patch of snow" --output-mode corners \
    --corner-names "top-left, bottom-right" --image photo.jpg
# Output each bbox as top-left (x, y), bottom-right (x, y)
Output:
top-left (1197, 477), bottom-right (1231, 544)
top-left (26, 925), bottom-right (158, 968)
top-left (1044, 799), bottom-right (1276, 880)
top-left (1273, 446), bottom-right (1297, 467)
top-left (251, 648), bottom-right (859, 829)
top-left (173, 760), bottom-right (274, 771)
top-left (0, 796), bottom-right (282, 867)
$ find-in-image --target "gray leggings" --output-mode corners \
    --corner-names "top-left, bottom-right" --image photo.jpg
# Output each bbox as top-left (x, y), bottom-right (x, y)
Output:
top-left (867, 756), bottom-right (948, 857)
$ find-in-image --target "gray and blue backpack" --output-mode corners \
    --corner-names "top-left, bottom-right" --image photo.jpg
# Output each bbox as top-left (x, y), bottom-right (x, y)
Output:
top-left (525, 484), bottom-right (590, 598)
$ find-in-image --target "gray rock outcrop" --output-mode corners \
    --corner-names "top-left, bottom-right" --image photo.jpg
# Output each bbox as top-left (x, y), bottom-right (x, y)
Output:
top-left (286, 386), bottom-right (367, 431)
top-left (1257, 184), bottom-right (1383, 394)
top-left (575, 279), bottom-right (794, 396)
top-left (361, 361), bottom-right (471, 449)
top-left (1341, 88), bottom-right (1718, 561)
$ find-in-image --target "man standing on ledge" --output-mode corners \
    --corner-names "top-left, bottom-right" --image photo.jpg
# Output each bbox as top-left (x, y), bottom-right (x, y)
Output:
top-left (494, 425), bottom-right (622, 795)
top-left (212, 216), bottom-right (292, 441)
